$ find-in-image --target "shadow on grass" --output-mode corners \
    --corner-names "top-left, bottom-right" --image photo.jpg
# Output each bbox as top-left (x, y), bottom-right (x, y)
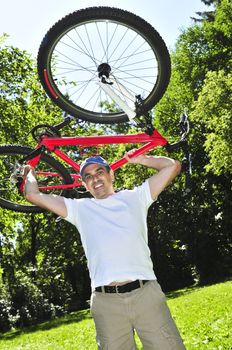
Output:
top-left (0, 309), bottom-right (92, 341)
top-left (166, 280), bottom-right (229, 299)
top-left (166, 284), bottom-right (201, 299)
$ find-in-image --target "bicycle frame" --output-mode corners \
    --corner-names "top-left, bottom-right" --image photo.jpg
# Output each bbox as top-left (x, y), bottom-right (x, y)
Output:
top-left (27, 128), bottom-right (168, 191)
top-left (18, 84), bottom-right (190, 194)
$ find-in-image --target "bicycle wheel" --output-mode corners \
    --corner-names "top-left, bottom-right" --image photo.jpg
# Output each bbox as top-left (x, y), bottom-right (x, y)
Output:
top-left (0, 145), bottom-right (73, 213)
top-left (38, 6), bottom-right (171, 124)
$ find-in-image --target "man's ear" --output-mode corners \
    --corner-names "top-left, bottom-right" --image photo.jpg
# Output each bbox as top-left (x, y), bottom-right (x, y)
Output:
top-left (82, 180), bottom-right (88, 189)
top-left (110, 169), bottom-right (115, 182)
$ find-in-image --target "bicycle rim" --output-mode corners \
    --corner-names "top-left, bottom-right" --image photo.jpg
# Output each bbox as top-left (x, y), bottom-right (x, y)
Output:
top-left (0, 145), bottom-right (73, 213)
top-left (38, 7), bottom-right (171, 124)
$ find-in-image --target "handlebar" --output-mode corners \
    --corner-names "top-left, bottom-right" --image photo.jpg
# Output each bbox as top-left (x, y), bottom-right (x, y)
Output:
top-left (52, 112), bottom-right (74, 131)
top-left (165, 110), bottom-right (192, 192)
top-left (30, 112), bottom-right (74, 141)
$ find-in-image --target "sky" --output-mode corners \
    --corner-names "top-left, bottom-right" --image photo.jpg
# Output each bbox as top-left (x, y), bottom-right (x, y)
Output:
top-left (0, 0), bottom-right (213, 58)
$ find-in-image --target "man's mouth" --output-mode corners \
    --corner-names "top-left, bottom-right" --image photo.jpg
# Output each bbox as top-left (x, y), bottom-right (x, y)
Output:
top-left (94, 183), bottom-right (103, 190)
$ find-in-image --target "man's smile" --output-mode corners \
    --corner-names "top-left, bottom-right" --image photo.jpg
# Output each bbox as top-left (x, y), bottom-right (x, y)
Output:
top-left (94, 183), bottom-right (104, 190)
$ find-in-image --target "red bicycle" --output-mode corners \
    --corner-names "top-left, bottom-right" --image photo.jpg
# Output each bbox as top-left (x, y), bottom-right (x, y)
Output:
top-left (0, 7), bottom-right (191, 213)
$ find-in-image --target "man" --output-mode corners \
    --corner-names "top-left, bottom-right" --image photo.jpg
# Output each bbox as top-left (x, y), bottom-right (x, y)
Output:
top-left (23, 150), bottom-right (185, 350)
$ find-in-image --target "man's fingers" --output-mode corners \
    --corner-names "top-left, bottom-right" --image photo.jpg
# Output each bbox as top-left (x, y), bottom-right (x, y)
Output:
top-left (21, 165), bottom-right (33, 179)
top-left (125, 149), bottom-right (137, 160)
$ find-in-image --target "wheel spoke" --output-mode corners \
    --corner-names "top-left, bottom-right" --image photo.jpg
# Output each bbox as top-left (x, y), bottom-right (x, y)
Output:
top-left (50, 21), bottom-right (158, 115)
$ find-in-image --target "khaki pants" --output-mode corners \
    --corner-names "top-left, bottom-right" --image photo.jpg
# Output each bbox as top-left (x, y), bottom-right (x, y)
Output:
top-left (90, 280), bottom-right (186, 350)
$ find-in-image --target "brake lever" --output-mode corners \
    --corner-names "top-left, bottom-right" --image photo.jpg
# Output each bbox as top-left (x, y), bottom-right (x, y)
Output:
top-left (179, 110), bottom-right (189, 137)
top-left (166, 110), bottom-right (192, 192)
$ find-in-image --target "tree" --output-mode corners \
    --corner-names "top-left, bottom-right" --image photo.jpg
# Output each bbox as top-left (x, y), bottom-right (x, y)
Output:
top-left (155, 0), bottom-right (232, 284)
top-left (0, 38), bottom-right (111, 330)
top-left (171, 0), bottom-right (232, 98)
top-left (192, 70), bottom-right (232, 175)
top-left (0, 39), bottom-right (89, 329)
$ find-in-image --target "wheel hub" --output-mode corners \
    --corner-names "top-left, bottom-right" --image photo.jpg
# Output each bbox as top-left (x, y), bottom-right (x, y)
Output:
top-left (98, 63), bottom-right (111, 78)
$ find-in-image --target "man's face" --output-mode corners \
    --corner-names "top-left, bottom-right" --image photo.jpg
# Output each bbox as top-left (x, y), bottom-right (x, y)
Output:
top-left (82, 163), bottom-right (115, 199)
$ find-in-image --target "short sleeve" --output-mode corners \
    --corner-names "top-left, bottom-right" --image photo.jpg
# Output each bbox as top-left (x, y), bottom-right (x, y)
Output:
top-left (63, 197), bottom-right (78, 226)
top-left (136, 179), bottom-right (156, 210)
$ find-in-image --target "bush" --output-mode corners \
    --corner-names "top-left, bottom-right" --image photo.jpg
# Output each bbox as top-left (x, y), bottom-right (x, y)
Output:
top-left (11, 270), bottom-right (66, 328)
top-left (0, 268), bottom-right (71, 332)
top-left (0, 280), bottom-right (18, 332)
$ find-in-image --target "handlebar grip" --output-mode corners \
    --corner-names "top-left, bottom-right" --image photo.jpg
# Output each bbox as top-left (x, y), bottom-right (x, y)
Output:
top-left (165, 142), bottom-right (182, 152)
top-left (54, 116), bottom-right (72, 131)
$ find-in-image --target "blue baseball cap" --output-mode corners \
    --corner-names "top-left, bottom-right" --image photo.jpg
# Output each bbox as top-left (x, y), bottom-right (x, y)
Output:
top-left (80, 156), bottom-right (110, 178)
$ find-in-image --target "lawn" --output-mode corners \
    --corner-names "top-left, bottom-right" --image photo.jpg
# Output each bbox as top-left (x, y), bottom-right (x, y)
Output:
top-left (0, 281), bottom-right (231, 350)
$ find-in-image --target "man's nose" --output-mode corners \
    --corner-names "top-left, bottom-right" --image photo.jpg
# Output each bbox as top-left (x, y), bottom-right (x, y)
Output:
top-left (92, 173), bottom-right (100, 182)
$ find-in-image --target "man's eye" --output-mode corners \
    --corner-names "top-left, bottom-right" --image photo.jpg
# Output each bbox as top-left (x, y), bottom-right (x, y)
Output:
top-left (84, 175), bottom-right (92, 181)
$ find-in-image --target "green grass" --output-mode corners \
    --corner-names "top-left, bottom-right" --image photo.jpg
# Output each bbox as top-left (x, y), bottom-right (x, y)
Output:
top-left (0, 281), bottom-right (231, 350)
top-left (167, 281), bottom-right (232, 350)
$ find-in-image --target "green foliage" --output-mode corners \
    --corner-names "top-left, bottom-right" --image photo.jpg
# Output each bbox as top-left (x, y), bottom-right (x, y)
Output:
top-left (192, 70), bottom-right (232, 175)
top-left (171, 0), bottom-right (232, 99)
top-left (214, 0), bottom-right (232, 41)
top-left (11, 270), bottom-right (64, 328)
top-left (0, 275), bottom-right (14, 332)
top-left (155, 0), bottom-right (232, 286)
top-left (0, 267), bottom-right (67, 332)
top-left (0, 42), bottom-right (87, 331)
top-left (0, 42), bottom-right (64, 146)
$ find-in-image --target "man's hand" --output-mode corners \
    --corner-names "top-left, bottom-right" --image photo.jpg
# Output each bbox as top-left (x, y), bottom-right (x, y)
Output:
top-left (125, 149), bottom-right (147, 165)
top-left (21, 164), bottom-right (36, 180)
top-left (125, 149), bottom-right (181, 200)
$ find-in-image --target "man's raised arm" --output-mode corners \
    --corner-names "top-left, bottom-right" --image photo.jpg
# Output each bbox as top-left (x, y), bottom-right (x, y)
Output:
top-left (125, 151), bottom-right (181, 200)
top-left (23, 165), bottom-right (68, 217)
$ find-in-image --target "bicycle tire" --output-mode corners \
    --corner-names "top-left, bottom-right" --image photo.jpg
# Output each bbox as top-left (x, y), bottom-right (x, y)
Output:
top-left (37, 6), bottom-right (171, 124)
top-left (0, 145), bottom-right (73, 213)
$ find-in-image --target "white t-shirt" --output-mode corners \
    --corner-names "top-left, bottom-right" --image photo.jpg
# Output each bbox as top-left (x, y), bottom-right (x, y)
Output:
top-left (64, 180), bottom-right (157, 290)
